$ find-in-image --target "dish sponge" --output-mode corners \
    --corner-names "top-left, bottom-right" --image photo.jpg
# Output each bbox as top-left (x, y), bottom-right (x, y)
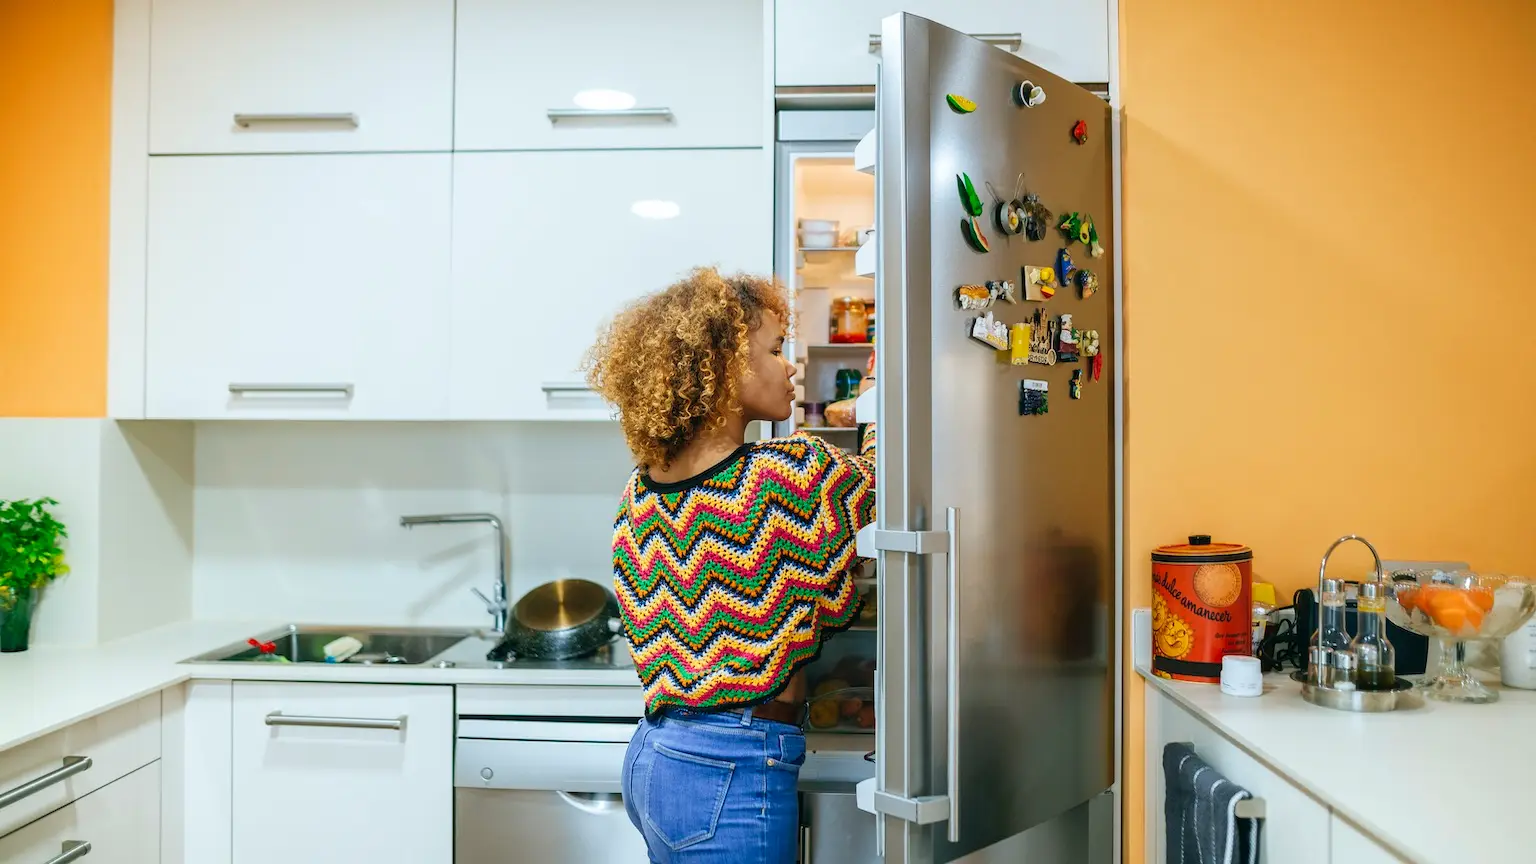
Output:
top-left (323, 636), bottom-right (364, 663)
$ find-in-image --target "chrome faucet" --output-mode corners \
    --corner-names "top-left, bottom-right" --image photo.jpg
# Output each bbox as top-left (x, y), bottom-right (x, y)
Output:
top-left (399, 512), bottom-right (511, 634)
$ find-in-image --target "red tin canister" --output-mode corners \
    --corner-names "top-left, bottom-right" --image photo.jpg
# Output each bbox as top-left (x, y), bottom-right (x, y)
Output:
top-left (1151, 535), bottom-right (1253, 683)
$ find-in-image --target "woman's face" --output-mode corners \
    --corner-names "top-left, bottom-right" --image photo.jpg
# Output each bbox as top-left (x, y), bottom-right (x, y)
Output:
top-left (739, 311), bottom-right (796, 423)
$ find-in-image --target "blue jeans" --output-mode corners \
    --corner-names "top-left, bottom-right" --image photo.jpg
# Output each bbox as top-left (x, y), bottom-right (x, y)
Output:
top-left (622, 707), bottom-right (806, 863)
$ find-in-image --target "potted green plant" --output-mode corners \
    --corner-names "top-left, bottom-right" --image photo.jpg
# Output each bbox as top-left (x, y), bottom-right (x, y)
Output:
top-left (0, 497), bottom-right (70, 653)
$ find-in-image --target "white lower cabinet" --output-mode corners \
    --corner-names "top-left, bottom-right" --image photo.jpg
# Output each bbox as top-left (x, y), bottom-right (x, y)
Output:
top-left (145, 154), bottom-right (453, 420)
top-left (230, 681), bottom-right (453, 863)
top-left (449, 149), bottom-right (771, 420)
top-left (1144, 687), bottom-right (1330, 864)
top-left (0, 762), bottom-right (160, 864)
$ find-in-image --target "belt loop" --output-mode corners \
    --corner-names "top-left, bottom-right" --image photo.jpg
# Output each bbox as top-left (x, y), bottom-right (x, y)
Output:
top-left (739, 707), bottom-right (754, 727)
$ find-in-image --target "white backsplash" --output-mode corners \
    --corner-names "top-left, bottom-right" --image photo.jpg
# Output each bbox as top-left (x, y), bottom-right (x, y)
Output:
top-left (192, 421), bottom-right (633, 626)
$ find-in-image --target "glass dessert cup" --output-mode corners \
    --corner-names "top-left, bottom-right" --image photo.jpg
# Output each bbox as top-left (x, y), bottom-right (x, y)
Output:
top-left (1388, 570), bottom-right (1536, 703)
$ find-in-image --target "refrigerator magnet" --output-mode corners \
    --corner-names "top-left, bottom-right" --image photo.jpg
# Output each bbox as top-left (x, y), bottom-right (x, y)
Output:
top-left (1009, 323), bottom-right (1030, 365)
top-left (957, 174), bottom-right (984, 218)
top-left (1081, 330), bottom-right (1102, 358)
top-left (1014, 81), bottom-right (1047, 108)
top-left (946, 94), bottom-right (978, 114)
top-left (987, 279), bottom-right (1017, 304)
top-left (961, 217), bottom-right (992, 253)
top-left (989, 175), bottom-right (1026, 236)
top-left (1057, 314), bottom-right (1080, 363)
top-left (1028, 309), bottom-right (1058, 365)
top-left (1019, 379), bottom-right (1050, 416)
top-left (1075, 268), bottom-right (1099, 299)
top-left (1023, 265), bottom-right (1057, 301)
top-left (1022, 193), bottom-right (1052, 241)
top-left (969, 312), bottom-right (1009, 350)
top-left (955, 284), bottom-right (992, 310)
top-left (1055, 248), bottom-right (1076, 289)
top-left (1072, 120), bottom-right (1089, 145)
top-left (1070, 369), bottom-right (1084, 400)
top-left (1091, 352), bottom-right (1104, 382)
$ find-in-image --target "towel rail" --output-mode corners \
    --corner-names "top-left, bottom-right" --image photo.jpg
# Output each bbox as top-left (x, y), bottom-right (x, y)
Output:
top-left (1233, 799), bottom-right (1266, 820)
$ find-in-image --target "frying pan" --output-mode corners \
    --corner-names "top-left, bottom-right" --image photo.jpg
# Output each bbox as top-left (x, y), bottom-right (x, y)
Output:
top-left (487, 579), bottom-right (623, 661)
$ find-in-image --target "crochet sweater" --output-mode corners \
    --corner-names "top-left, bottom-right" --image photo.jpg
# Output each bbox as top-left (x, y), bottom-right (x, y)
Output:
top-left (612, 425), bottom-right (876, 716)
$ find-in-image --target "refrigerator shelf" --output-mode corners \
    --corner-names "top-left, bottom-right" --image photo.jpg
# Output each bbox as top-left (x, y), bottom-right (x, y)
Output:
top-left (800, 245), bottom-right (860, 253)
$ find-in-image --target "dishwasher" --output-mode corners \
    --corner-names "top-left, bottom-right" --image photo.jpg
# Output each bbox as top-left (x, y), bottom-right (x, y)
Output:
top-left (455, 713), bottom-right (650, 863)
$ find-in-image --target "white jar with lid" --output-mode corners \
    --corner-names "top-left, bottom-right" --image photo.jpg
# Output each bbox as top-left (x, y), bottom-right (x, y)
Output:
top-left (1500, 618), bottom-right (1536, 690)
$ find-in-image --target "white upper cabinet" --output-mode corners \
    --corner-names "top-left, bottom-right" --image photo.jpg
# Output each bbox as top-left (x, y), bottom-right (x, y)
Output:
top-left (149, 0), bottom-right (454, 154)
top-left (450, 149), bottom-right (771, 420)
top-left (775, 0), bottom-right (1110, 87)
top-left (455, 0), bottom-right (765, 150)
top-left (145, 154), bottom-right (452, 420)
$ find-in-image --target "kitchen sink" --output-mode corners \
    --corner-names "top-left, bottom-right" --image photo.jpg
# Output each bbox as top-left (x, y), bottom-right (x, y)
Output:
top-left (184, 625), bottom-right (480, 666)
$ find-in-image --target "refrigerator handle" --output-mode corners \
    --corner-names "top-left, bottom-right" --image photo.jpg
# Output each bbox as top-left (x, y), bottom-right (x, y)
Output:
top-left (944, 506), bottom-right (961, 844)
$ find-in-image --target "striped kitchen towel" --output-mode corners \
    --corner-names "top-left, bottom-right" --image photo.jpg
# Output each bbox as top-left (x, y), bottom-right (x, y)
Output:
top-left (1163, 742), bottom-right (1261, 864)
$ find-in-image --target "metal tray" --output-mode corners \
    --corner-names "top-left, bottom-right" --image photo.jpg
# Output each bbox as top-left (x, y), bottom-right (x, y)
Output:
top-left (1289, 671), bottom-right (1422, 713)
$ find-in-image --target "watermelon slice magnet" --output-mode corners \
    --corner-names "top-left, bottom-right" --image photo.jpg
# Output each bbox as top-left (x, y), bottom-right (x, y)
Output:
top-left (946, 94), bottom-right (977, 114)
top-left (961, 217), bottom-right (991, 253)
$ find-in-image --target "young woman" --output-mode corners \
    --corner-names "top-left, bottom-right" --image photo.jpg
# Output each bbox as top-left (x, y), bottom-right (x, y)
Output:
top-left (584, 267), bottom-right (876, 863)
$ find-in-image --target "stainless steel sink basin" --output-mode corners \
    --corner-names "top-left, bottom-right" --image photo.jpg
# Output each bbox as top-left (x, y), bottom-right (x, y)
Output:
top-left (184, 625), bottom-right (479, 666)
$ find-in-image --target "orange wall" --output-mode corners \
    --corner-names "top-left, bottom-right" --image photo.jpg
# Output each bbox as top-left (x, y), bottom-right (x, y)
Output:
top-left (1120, 1), bottom-right (1536, 858)
top-left (0, 0), bottom-right (114, 417)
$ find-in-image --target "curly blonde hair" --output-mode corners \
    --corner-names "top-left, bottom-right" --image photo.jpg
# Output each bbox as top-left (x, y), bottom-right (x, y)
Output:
top-left (583, 267), bottom-right (790, 471)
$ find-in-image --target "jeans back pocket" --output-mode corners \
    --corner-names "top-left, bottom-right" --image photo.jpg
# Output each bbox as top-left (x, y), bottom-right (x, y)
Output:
top-left (643, 742), bottom-right (736, 850)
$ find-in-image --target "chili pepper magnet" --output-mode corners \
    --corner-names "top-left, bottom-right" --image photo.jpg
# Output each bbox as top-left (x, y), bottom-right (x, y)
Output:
top-left (956, 174), bottom-right (984, 218)
top-left (1091, 352), bottom-right (1104, 382)
top-left (1072, 120), bottom-right (1089, 144)
top-left (1014, 80), bottom-right (1047, 108)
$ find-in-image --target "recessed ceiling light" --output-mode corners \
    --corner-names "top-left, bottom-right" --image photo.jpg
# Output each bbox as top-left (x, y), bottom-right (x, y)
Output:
top-left (573, 89), bottom-right (637, 111)
top-left (631, 200), bottom-right (680, 220)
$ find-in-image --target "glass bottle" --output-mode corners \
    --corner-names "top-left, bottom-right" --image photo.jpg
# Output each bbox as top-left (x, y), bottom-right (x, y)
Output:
top-left (1309, 577), bottom-right (1355, 688)
top-left (1351, 581), bottom-right (1397, 691)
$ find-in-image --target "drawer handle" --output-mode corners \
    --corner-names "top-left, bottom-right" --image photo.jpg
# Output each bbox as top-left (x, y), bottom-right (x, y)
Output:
top-left (229, 383), bottom-right (355, 397)
top-left (233, 113), bottom-right (359, 128)
top-left (265, 711), bottom-right (405, 731)
top-left (546, 108), bottom-right (674, 123)
top-left (555, 791), bottom-right (625, 814)
top-left (868, 32), bottom-right (1022, 52)
top-left (43, 841), bottom-right (91, 864)
top-left (0, 756), bottom-right (93, 811)
top-left (540, 382), bottom-right (594, 394)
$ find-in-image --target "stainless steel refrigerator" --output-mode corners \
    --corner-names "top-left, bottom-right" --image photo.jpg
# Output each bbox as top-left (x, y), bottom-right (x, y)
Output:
top-left (867, 13), bottom-right (1117, 863)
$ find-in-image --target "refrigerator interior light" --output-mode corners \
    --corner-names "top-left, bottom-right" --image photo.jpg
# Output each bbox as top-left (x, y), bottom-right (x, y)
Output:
top-left (630, 199), bottom-right (680, 220)
top-left (572, 89), bottom-right (637, 111)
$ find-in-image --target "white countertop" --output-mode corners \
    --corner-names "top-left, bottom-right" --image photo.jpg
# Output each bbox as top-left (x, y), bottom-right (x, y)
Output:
top-left (1138, 663), bottom-right (1536, 864)
top-left (0, 619), bottom-right (642, 753)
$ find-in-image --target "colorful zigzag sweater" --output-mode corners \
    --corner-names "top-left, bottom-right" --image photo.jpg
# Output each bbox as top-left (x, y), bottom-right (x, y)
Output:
top-left (612, 425), bottom-right (876, 716)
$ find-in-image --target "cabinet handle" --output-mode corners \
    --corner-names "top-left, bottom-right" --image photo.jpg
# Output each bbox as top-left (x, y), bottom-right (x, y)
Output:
top-left (540, 382), bottom-right (594, 394)
top-left (233, 113), bottom-right (359, 128)
top-left (868, 32), bottom-right (1022, 53)
top-left (41, 841), bottom-right (91, 864)
top-left (800, 824), bottom-right (813, 864)
top-left (265, 711), bottom-right (405, 731)
top-left (546, 108), bottom-right (674, 123)
top-left (0, 756), bottom-right (93, 811)
top-left (228, 383), bottom-right (354, 397)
